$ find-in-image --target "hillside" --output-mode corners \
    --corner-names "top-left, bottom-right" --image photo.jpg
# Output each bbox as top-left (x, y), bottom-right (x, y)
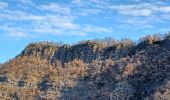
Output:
top-left (0, 33), bottom-right (170, 100)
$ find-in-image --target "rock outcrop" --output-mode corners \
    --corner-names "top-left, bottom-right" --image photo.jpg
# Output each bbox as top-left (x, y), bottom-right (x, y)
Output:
top-left (21, 40), bottom-right (133, 63)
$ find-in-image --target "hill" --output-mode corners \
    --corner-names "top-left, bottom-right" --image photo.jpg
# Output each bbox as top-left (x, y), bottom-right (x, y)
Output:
top-left (0, 33), bottom-right (170, 100)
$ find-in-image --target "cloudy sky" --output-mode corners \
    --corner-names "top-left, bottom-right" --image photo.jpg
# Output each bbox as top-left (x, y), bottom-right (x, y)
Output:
top-left (0, 0), bottom-right (170, 63)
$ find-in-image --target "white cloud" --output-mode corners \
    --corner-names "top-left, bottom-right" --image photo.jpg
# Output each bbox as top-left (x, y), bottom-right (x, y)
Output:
top-left (39, 3), bottom-right (71, 15)
top-left (120, 9), bottom-right (152, 16)
top-left (1, 0), bottom-right (170, 39)
top-left (159, 6), bottom-right (170, 13)
top-left (122, 17), bottom-right (156, 28)
top-left (0, 25), bottom-right (28, 38)
top-left (0, 6), bottom-right (112, 38)
top-left (109, 3), bottom-right (154, 17)
top-left (0, 2), bottom-right (8, 9)
top-left (0, 10), bottom-right (44, 20)
top-left (75, 8), bottom-right (102, 16)
top-left (83, 25), bottom-right (112, 33)
top-left (9, 32), bottom-right (28, 38)
top-left (19, 0), bottom-right (33, 4)
top-left (109, 3), bottom-right (170, 17)
top-left (72, 0), bottom-right (82, 4)
top-left (0, 9), bottom-right (79, 30)
top-left (106, 2), bottom-right (170, 32)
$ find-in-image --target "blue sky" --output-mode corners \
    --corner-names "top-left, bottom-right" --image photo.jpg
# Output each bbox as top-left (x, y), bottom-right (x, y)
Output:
top-left (0, 0), bottom-right (170, 63)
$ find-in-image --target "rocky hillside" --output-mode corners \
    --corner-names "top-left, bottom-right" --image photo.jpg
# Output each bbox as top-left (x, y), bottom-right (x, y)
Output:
top-left (0, 33), bottom-right (170, 100)
top-left (20, 39), bottom-right (134, 64)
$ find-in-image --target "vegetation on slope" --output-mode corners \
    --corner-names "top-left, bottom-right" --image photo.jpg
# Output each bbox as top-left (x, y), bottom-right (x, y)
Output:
top-left (0, 33), bottom-right (170, 100)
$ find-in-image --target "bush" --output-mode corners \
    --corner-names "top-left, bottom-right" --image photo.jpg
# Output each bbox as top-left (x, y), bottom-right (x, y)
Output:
top-left (139, 34), bottom-right (162, 44)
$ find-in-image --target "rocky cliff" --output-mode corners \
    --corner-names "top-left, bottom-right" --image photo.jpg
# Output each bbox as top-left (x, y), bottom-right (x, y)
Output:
top-left (21, 40), bottom-right (133, 64)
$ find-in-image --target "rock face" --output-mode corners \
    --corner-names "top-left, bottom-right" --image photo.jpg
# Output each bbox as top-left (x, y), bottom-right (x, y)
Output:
top-left (53, 42), bottom-right (102, 63)
top-left (21, 41), bottom-right (133, 63)
top-left (0, 34), bottom-right (170, 100)
top-left (21, 42), bottom-right (58, 61)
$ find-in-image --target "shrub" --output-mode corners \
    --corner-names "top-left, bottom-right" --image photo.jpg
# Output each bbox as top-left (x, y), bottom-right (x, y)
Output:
top-left (139, 34), bottom-right (162, 44)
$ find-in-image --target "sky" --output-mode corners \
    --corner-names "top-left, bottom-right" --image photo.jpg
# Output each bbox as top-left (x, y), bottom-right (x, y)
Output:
top-left (0, 0), bottom-right (170, 63)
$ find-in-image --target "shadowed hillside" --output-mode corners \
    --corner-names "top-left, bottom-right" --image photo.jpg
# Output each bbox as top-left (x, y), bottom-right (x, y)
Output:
top-left (0, 33), bottom-right (170, 100)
